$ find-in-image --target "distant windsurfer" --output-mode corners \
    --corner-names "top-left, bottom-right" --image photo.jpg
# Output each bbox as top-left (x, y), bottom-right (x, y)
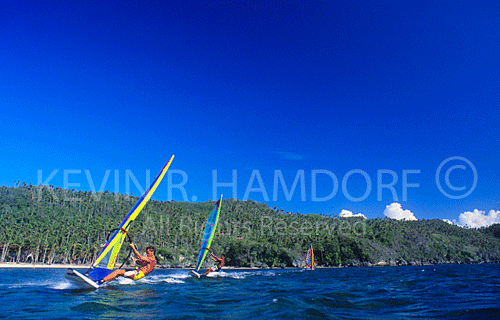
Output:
top-left (204, 249), bottom-right (225, 275)
top-left (100, 244), bottom-right (156, 283)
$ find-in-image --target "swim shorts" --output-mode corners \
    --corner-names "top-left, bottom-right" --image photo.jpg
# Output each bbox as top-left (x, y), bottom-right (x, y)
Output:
top-left (124, 269), bottom-right (145, 280)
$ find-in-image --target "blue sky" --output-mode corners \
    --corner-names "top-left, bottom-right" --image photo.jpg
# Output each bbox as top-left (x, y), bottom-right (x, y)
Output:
top-left (1, 1), bottom-right (499, 224)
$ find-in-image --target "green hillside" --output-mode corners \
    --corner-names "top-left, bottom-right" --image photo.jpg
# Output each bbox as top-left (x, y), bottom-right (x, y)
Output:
top-left (1, 184), bottom-right (499, 268)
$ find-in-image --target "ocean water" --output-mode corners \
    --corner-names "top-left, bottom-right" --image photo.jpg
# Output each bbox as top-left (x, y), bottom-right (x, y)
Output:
top-left (1, 264), bottom-right (499, 319)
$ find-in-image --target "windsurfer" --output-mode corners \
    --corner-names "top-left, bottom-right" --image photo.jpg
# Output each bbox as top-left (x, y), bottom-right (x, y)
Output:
top-left (101, 244), bottom-right (156, 283)
top-left (204, 250), bottom-right (225, 275)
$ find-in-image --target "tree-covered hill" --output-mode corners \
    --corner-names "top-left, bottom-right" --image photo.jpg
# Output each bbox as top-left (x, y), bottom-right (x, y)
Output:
top-left (480, 223), bottom-right (500, 239)
top-left (1, 184), bottom-right (500, 268)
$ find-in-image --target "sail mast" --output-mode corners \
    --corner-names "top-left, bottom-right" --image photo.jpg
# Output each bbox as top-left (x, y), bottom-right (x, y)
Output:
top-left (86, 155), bottom-right (174, 281)
top-left (195, 194), bottom-right (223, 272)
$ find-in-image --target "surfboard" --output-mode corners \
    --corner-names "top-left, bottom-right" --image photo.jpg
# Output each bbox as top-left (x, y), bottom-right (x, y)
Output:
top-left (189, 270), bottom-right (202, 278)
top-left (65, 268), bottom-right (100, 289)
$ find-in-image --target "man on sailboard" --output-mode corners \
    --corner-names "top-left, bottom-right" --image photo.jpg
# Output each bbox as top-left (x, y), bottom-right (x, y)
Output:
top-left (101, 243), bottom-right (156, 283)
top-left (204, 249), bottom-right (225, 275)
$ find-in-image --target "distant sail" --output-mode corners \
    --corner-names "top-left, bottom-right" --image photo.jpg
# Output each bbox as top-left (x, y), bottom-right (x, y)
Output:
top-left (194, 195), bottom-right (223, 272)
top-left (85, 155), bottom-right (174, 282)
top-left (306, 245), bottom-right (314, 269)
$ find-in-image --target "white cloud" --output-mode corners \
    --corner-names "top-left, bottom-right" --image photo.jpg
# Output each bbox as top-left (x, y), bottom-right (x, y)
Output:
top-left (383, 202), bottom-right (417, 221)
top-left (458, 209), bottom-right (500, 228)
top-left (339, 209), bottom-right (366, 219)
top-left (443, 219), bottom-right (454, 225)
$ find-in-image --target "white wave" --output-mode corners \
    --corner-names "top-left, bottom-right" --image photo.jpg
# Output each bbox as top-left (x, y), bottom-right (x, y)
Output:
top-left (163, 272), bottom-right (191, 280)
top-left (117, 277), bottom-right (136, 285)
top-left (8, 282), bottom-right (35, 289)
top-left (215, 271), bottom-right (248, 279)
top-left (51, 281), bottom-right (74, 290)
top-left (8, 279), bottom-right (71, 290)
top-left (210, 270), bottom-right (279, 279)
top-left (140, 274), bottom-right (186, 284)
top-left (163, 278), bottom-right (185, 284)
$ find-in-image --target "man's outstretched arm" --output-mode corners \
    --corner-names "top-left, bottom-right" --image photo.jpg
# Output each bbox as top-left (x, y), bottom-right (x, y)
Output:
top-left (130, 243), bottom-right (153, 262)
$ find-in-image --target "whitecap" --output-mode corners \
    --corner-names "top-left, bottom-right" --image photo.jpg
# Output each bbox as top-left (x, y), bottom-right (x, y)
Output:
top-left (139, 274), bottom-right (186, 284)
top-left (117, 277), bottom-right (135, 285)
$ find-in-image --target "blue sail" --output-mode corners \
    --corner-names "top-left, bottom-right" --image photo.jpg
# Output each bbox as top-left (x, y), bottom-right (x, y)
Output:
top-left (194, 195), bottom-right (222, 272)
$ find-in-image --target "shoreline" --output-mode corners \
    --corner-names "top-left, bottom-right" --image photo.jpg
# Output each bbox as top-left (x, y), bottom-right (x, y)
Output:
top-left (0, 262), bottom-right (292, 270)
top-left (1, 261), bottom-right (497, 269)
top-left (0, 262), bottom-right (91, 269)
top-left (0, 262), bottom-right (315, 270)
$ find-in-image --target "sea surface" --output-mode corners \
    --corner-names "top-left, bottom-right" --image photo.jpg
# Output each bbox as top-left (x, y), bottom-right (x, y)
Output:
top-left (1, 263), bottom-right (499, 319)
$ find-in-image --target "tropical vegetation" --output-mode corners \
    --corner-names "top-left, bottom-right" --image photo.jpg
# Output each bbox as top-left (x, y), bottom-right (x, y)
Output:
top-left (1, 183), bottom-right (499, 268)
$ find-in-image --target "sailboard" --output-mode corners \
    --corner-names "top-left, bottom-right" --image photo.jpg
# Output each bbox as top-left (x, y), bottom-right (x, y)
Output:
top-left (65, 268), bottom-right (99, 289)
top-left (64, 155), bottom-right (175, 289)
top-left (190, 195), bottom-right (222, 278)
top-left (306, 245), bottom-right (314, 270)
